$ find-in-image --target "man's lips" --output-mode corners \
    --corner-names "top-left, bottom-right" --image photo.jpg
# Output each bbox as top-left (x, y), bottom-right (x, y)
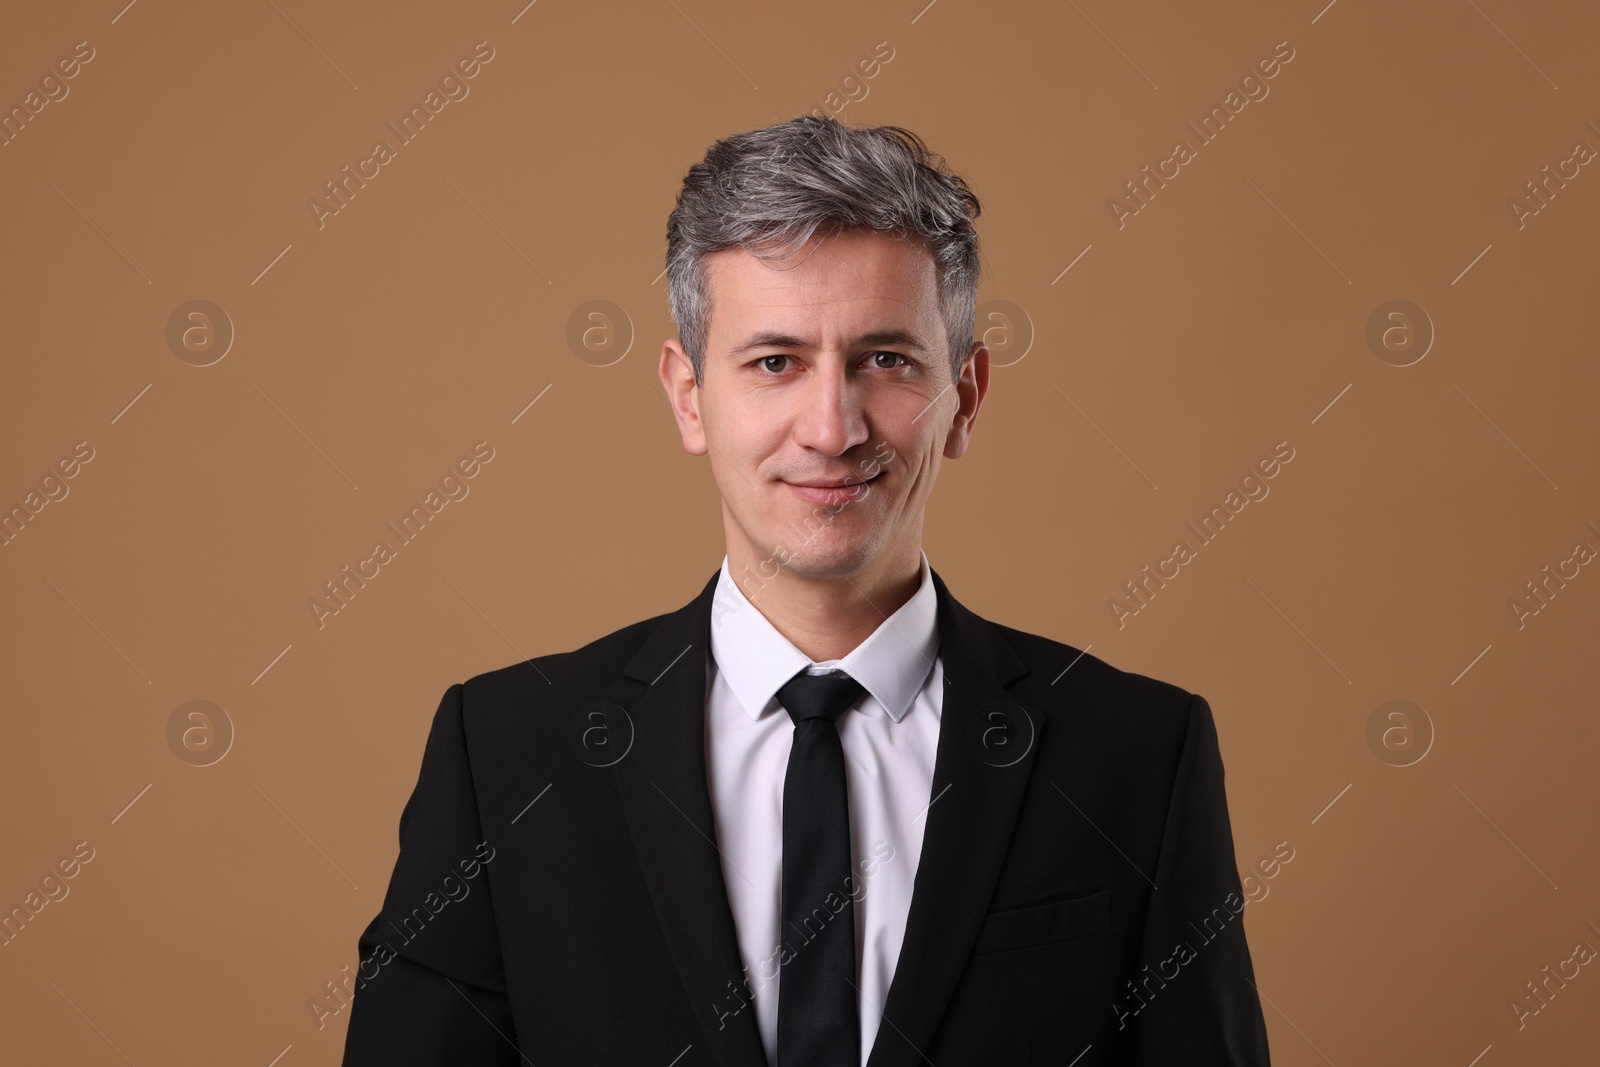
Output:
top-left (781, 470), bottom-right (884, 504)
top-left (783, 472), bottom-right (882, 489)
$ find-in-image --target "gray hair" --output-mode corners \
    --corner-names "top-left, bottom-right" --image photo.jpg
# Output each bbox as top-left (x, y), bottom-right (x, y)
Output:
top-left (665, 115), bottom-right (984, 386)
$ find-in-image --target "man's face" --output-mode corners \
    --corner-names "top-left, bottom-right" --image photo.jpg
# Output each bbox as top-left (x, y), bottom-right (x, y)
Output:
top-left (659, 228), bottom-right (988, 585)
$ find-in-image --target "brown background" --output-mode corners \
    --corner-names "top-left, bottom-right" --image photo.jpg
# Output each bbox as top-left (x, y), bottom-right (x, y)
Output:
top-left (2, 1), bottom-right (1597, 1063)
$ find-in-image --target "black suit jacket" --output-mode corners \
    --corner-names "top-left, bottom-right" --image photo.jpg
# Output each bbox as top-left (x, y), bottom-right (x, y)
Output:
top-left (341, 566), bottom-right (1271, 1065)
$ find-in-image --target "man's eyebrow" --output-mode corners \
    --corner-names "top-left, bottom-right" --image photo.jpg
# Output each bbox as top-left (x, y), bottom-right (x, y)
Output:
top-left (726, 328), bottom-right (929, 358)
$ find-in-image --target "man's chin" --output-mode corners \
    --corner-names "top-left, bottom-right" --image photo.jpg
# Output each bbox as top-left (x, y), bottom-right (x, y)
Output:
top-left (758, 539), bottom-right (875, 581)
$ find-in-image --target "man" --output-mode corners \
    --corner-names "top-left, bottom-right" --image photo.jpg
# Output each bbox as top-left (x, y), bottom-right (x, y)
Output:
top-left (341, 115), bottom-right (1271, 1065)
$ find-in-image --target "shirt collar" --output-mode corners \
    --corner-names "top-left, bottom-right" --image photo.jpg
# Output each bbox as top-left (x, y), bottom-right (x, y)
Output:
top-left (709, 548), bottom-right (940, 723)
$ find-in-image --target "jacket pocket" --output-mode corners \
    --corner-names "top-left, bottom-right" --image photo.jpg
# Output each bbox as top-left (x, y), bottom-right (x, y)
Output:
top-left (970, 888), bottom-right (1112, 957)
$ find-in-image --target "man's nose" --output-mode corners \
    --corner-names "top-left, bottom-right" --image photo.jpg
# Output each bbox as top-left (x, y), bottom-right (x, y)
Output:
top-left (793, 361), bottom-right (867, 455)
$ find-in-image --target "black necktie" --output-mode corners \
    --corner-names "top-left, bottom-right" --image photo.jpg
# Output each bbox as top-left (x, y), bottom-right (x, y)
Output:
top-left (775, 668), bottom-right (865, 1067)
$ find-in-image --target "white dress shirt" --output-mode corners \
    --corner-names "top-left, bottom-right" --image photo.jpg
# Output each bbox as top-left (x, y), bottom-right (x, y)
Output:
top-left (704, 549), bottom-right (944, 1066)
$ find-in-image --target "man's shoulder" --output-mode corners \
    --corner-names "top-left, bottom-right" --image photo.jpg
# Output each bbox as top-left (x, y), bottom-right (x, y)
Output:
top-left (985, 619), bottom-right (1199, 740)
top-left (990, 618), bottom-right (1190, 697)
top-left (456, 604), bottom-right (679, 709)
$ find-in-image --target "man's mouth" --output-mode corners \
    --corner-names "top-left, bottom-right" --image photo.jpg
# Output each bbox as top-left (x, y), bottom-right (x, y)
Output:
top-left (782, 470), bottom-right (884, 503)
top-left (784, 472), bottom-right (882, 489)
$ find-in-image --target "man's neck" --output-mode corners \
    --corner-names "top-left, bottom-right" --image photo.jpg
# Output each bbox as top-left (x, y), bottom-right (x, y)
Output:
top-left (728, 548), bottom-right (923, 664)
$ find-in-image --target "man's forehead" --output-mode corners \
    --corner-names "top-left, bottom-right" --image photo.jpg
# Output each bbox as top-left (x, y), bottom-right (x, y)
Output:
top-left (704, 238), bottom-right (939, 338)
top-left (710, 291), bottom-right (938, 355)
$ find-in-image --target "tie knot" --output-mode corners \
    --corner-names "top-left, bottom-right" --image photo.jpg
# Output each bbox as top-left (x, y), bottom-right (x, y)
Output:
top-left (776, 669), bottom-right (865, 726)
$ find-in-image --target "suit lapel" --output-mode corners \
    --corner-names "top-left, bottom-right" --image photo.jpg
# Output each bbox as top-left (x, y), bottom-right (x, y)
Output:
top-left (612, 571), bottom-right (770, 1067)
top-left (863, 567), bottom-right (1044, 1067)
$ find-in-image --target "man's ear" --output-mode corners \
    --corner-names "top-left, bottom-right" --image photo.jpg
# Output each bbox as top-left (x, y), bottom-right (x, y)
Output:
top-left (943, 341), bottom-right (989, 460)
top-left (659, 338), bottom-right (708, 456)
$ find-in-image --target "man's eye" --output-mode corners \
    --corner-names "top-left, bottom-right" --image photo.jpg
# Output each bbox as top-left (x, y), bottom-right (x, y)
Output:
top-left (751, 352), bottom-right (911, 374)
